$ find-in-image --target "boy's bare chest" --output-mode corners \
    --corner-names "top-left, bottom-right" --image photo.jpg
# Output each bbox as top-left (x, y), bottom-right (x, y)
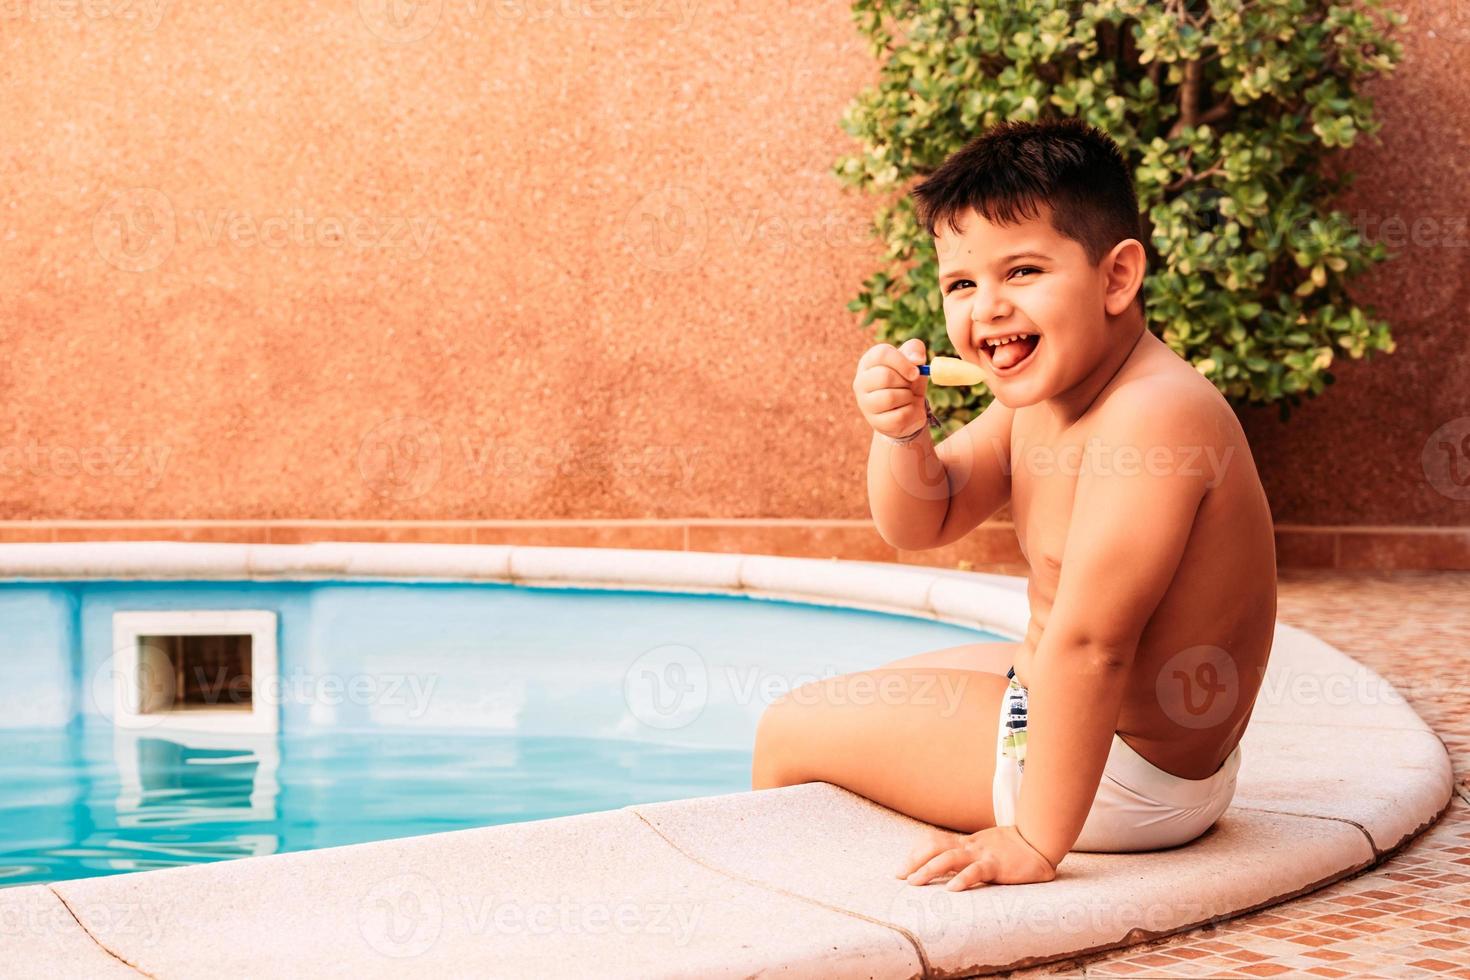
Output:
top-left (1009, 427), bottom-right (1084, 594)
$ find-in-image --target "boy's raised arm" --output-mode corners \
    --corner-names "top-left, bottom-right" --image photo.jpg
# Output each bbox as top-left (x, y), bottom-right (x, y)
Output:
top-left (856, 339), bottom-right (1013, 551)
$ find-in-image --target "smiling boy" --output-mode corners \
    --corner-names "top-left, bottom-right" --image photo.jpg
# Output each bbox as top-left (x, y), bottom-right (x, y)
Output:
top-left (751, 118), bottom-right (1277, 889)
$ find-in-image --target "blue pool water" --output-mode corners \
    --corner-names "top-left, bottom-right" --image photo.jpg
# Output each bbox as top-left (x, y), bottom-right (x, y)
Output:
top-left (0, 580), bottom-right (1004, 887)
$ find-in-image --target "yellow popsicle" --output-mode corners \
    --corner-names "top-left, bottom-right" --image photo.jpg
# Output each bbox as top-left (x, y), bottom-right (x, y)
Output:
top-left (921, 355), bottom-right (986, 386)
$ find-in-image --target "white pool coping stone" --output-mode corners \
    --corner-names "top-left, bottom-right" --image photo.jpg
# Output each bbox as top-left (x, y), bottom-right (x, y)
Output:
top-left (1, 542), bottom-right (1455, 978)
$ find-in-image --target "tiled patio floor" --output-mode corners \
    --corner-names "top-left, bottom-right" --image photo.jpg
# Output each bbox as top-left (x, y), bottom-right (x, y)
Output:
top-left (1008, 571), bottom-right (1470, 980)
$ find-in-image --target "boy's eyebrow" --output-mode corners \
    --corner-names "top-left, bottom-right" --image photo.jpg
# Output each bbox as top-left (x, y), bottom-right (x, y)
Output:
top-left (939, 250), bottom-right (1052, 281)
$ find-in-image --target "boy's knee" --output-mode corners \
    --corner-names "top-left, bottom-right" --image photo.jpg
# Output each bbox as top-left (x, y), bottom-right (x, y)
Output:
top-left (751, 693), bottom-right (809, 789)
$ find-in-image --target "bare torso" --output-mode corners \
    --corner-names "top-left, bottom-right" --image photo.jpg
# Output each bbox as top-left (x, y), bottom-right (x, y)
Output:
top-left (1007, 333), bottom-right (1277, 780)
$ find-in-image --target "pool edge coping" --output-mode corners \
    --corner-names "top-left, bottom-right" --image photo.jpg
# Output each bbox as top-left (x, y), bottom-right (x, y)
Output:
top-left (0, 541), bottom-right (1455, 978)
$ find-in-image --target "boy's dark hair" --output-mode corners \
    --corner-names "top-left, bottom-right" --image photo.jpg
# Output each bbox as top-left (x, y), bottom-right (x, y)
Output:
top-left (910, 118), bottom-right (1144, 308)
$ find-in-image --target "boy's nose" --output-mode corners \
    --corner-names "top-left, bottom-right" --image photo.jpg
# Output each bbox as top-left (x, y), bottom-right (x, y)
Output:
top-left (971, 285), bottom-right (1012, 323)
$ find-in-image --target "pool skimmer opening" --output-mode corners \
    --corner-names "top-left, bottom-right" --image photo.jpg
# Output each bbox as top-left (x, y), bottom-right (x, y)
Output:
top-left (112, 610), bottom-right (279, 734)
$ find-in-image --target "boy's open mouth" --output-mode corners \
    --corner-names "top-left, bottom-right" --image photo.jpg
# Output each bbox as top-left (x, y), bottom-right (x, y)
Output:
top-left (981, 333), bottom-right (1040, 373)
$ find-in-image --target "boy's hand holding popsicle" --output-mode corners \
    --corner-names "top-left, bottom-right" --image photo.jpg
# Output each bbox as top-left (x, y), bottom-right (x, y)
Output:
top-left (852, 339), bottom-right (987, 442)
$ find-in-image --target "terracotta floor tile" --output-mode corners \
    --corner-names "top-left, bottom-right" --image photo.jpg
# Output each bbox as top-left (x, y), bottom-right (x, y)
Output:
top-left (1286, 934), bottom-right (1339, 948)
top-left (1419, 937), bottom-right (1469, 952)
top-left (1164, 946), bottom-right (1212, 960)
top-left (1352, 887), bottom-right (1411, 905)
top-left (1302, 949), bottom-right (1353, 962)
top-left (1302, 968), bottom-right (1350, 979)
top-left (1340, 906), bottom-right (1388, 918)
top-left (1409, 958), bottom-right (1466, 972)
top-left (1310, 913), bottom-right (1363, 925)
top-left (1413, 922), bottom-right (1462, 935)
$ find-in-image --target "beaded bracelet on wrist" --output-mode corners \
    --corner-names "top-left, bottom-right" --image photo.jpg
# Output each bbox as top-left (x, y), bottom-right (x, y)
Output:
top-left (881, 398), bottom-right (942, 445)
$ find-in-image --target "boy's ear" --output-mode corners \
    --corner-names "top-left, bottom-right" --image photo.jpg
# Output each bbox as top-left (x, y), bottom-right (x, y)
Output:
top-left (1102, 238), bottom-right (1147, 317)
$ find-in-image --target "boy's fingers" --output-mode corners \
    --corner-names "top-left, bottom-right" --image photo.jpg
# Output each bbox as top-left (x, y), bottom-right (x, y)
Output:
top-left (858, 345), bottom-right (919, 382)
top-left (895, 836), bottom-right (946, 877)
top-left (895, 825), bottom-right (970, 879)
top-left (858, 364), bottom-right (915, 391)
top-left (945, 860), bottom-right (992, 891)
top-left (898, 337), bottom-right (928, 365)
top-left (905, 847), bottom-right (971, 884)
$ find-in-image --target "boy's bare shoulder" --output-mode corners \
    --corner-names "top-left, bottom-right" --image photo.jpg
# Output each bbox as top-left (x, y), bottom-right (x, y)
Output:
top-left (1090, 348), bottom-right (1235, 445)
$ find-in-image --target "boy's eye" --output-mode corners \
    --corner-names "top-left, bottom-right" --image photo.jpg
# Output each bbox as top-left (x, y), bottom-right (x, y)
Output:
top-left (944, 267), bottom-right (1040, 294)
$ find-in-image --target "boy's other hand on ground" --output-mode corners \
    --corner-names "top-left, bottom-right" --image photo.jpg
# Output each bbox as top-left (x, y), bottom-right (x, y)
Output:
top-left (896, 824), bottom-right (1057, 890)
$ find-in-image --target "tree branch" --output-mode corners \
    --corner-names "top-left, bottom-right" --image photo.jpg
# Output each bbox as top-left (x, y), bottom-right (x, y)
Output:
top-left (1198, 97), bottom-right (1233, 126)
top-left (1168, 58), bottom-right (1205, 139)
top-left (1165, 160), bottom-right (1225, 194)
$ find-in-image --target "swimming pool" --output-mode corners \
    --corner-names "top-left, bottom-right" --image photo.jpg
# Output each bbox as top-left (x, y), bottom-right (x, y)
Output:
top-left (0, 579), bottom-right (1002, 887)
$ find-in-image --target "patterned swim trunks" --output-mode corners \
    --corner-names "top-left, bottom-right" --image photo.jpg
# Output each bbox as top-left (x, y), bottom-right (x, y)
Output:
top-left (991, 666), bottom-right (1029, 826)
top-left (989, 664), bottom-right (1244, 851)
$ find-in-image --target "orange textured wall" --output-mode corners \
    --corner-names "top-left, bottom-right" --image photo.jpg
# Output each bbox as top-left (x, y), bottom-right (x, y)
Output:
top-left (0, 2), bottom-right (1466, 529)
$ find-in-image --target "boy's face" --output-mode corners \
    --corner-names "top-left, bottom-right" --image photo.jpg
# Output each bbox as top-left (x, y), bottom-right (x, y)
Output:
top-left (936, 202), bottom-right (1125, 410)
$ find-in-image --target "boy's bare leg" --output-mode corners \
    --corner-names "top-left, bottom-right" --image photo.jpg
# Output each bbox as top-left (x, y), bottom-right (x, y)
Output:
top-left (751, 666), bottom-right (1008, 833)
top-left (876, 640), bottom-right (1018, 675)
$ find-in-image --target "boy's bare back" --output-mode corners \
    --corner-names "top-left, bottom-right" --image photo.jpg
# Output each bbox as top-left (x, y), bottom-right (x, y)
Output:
top-left (1003, 327), bottom-right (1276, 780)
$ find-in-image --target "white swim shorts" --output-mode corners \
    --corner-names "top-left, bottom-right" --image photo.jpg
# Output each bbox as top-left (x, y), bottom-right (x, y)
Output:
top-left (991, 666), bottom-right (1242, 853)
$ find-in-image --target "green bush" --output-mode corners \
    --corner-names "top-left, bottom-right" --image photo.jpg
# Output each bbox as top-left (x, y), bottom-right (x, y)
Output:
top-left (836, 0), bottom-right (1405, 429)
